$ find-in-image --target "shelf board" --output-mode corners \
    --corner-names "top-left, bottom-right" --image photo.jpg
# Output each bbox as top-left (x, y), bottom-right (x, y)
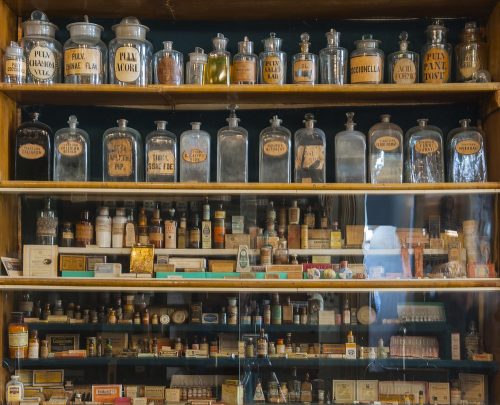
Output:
top-left (0, 84), bottom-right (498, 110)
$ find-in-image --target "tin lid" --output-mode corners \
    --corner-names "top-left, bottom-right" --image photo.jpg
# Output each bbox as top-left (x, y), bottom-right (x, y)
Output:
top-left (238, 36), bottom-right (254, 54)
top-left (299, 32), bottom-right (311, 53)
top-left (303, 113), bottom-right (316, 129)
top-left (325, 29), bottom-right (340, 47)
top-left (270, 115), bottom-right (282, 127)
top-left (112, 16), bottom-right (149, 40)
top-left (5, 41), bottom-right (23, 58)
top-left (23, 10), bottom-right (58, 38)
top-left (67, 15), bottom-right (103, 40)
top-left (354, 34), bottom-right (380, 50)
top-left (398, 31), bottom-right (410, 52)
top-left (262, 32), bottom-right (282, 52)
top-left (163, 41), bottom-right (174, 51)
top-left (188, 47), bottom-right (207, 63)
top-left (212, 33), bottom-right (229, 51)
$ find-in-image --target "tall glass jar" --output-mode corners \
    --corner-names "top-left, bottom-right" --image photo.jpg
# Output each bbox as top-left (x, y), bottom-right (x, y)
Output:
top-left (455, 22), bottom-right (488, 82)
top-left (21, 10), bottom-right (62, 84)
top-left (335, 112), bottom-right (366, 183)
top-left (319, 29), bottom-right (347, 85)
top-left (64, 16), bottom-right (107, 84)
top-left (405, 119), bottom-right (444, 183)
top-left (53, 115), bottom-right (90, 181)
top-left (179, 122), bottom-right (211, 182)
top-left (260, 33), bottom-right (287, 85)
top-left (185, 47), bottom-right (207, 85)
top-left (204, 33), bottom-right (231, 85)
top-left (388, 32), bottom-right (419, 84)
top-left (3, 41), bottom-right (26, 83)
top-left (259, 115), bottom-right (292, 183)
top-left (154, 41), bottom-right (183, 85)
top-left (292, 33), bottom-right (318, 85)
top-left (368, 114), bottom-right (403, 184)
top-left (350, 34), bottom-right (383, 84)
top-left (294, 114), bottom-right (326, 183)
top-left (145, 120), bottom-right (177, 182)
top-left (8, 312), bottom-right (28, 359)
top-left (36, 197), bottom-right (58, 245)
top-left (102, 119), bottom-right (144, 182)
top-left (232, 36), bottom-right (258, 84)
top-left (422, 19), bottom-right (452, 84)
top-left (109, 17), bottom-right (152, 86)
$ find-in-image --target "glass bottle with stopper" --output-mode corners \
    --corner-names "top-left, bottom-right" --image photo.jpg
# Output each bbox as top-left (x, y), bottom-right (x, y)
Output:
top-left (205, 33), bottom-right (231, 84)
top-left (154, 41), bottom-right (183, 85)
top-left (179, 122), bottom-right (211, 182)
top-left (259, 115), bottom-right (291, 183)
top-left (350, 34), bottom-right (384, 84)
top-left (232, 36), bottom-right (258, 84)
top-left (335, 112), bottom-right (366, 183)
top-left (388, 31), bottom-right (419, 84)
top-left (319, 28), bottom-right (347, 84)
top-left (292, 32), bottom-right (318, 84)
top-left (145, 120), bottom-right (177, 182)
top-left (294, 113), bottom-right (326, 183)
top-left (455, 22), bottom-right (488, 82)
top-left (260, 32), bottom-right (287, 85)
top-left (3, 41), bottom-right (26, 83)
top-left (422, 19), bottom-right (452, 84)
top-left (185, 47), bottom-right (207, 85)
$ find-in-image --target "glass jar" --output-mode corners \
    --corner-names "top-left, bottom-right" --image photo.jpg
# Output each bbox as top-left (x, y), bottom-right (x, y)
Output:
top-left (294, 113), bottom-right (326, 183)
top-left (53, 115), bottom-right (90, 181)
top-left (96, 207), bottom-right (112, 248)
top-left (60, 222), bottom-right (74, 247)
top-left (350, 34), bottom-right (384, 84)
top-left (335, 112), bottom-right (366, 183)
top-left (112, 207), bottom-right (127, 248)
top-left (75, 210), bottom-right (94, 247)
top-left (422, 19), bottom-right (452, 84)
top-left (102, 119), bottom-right (144, 182)
top-left (145, 120), bottom-right (177, 182)
top-left (21, 10), bottom-right (62, 84)
top-left (260, 33), bottom-right (287, 84)
top-left (292, 33), bottom-right (318, 84)
top-left (204, 33), bottom-right (231, 85)
top-left (274, 238), bottom-right (289, 264)
top-left (3, 41), bottom-right (26, 83)
top-left (232, 36), bottom-right (258, 84)
top-left (64, 16), bottom-right (107, 84)
top-left (179, 122), bottom-right (211, 182)
top-left (259, 115), bottom-right (292, 183)
top-left (455, 22), bottom-right (488, 82)
top-left (9, 312), bottom-right (28, 359)
top-left (185, 47), bottom-right (207, 85)
top-left (36, 197), bottom-right (58, 245)
top-left (388, 31), bottom-right (419, 84)
top-left (6, 375), bottom-right (24, 404)
top-left (154, 41), bottom-right (183, 85)
top-left (319, 29), bottom-right (347, 84)
top-left (109, 17), bottom-right (152, 86)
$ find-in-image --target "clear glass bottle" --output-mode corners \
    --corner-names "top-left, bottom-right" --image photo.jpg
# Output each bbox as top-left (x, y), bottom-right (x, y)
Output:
top-left (455, 22), bottom-right (488, 82)
top-left (21, 10), bottom-right (62, 84)
top-left (15, 112), bottom-right (52, 181)
top-left (185, 47), bottom-right (207, 85)
top-left (422, 19), bottom-right (452, 84)
top-left (368, 114), bottom-right (403, 183)
top-left (388, 31), bottom-right (419, 84)
top-left (6, 374), bottom-right (24, 404)
top-left (465, 320), bottom-right (480, 359)
top-left (154, 41), bottom-right (183, 85)
top-left (96, 207), bottom-right (112, 248)
top-left (53, 115), bottom-right (90, 181)
top-left (102, 119), bottom-right (144, 182)
top-left (294, 113), bottom-right (326, 183)
top-left (319, 29), bottom-right (347, 85)
top-left (109, 17), bottom-right (152, 86)
top-left (447, 119), bottom-right (487, 182)
top-left (36, 197), bottom-right (58, 245)
top-left (232, 36), bottom-right (258, 84)
top-left (3, 41), bottom-right (26, 83)
top-left (145, 120), bottom-right (177, 182)
top-left (259, 115), bottom-right (291, 183)
top-left (335, 112), bottom-right (366, 183)
top-left (405, 119), bottom-right (444, 183)
top-left (64, 16), bottom-right (107, 84)
top-left (292, 33), bottom-right (318, 84)
top-left (260, 33), bottom-right (287, 85)
top-left (217, 106), bottom-right (248, 182)
top-left (350, 34), bottom-right (384, 84)
top-left (179, 122), bottom-right (211, 182)
top-left (204, 33), bottom-right (231, 85)
top-left (112, 207), bottom-right (127, 248)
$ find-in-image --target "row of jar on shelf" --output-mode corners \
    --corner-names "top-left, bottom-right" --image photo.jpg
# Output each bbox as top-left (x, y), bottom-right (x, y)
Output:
top-left (3, 11), bottom-right (490, 85)
top-left (16, 109), bottom-right (487, 184)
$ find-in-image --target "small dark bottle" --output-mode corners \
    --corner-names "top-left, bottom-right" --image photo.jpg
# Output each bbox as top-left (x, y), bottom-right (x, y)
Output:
top-left (189, 213), bottom-right (201, 249)
top-left (15, 112), bottom-right (53, 180)
top-left (75, 210), bottom-right (93, 247)
top-left (60, 222), bottom-right (74, 247)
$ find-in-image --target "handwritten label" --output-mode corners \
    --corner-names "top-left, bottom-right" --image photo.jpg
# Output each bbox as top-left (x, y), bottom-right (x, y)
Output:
top-left (64, 48), bottom-right (101, 76)
top-left (392, 58), bottom-right (417, 84)
top-left (107, 138), bottom-right (133, 177)
top-left (350, 55), bottom-right (383, 84)
top-left (423, 48), bottom-right (449, 83)
top-left (232, 60), bottom-right (256, 83)
top-left (415, 139), bottom-right (439, 154)
top-left (262, 56), bottom-right (283, 84)
top-left (263, 141), bottom-right (288, 157)
top-left (28, 45), bottom-right (56, 81)
top-left (5, 59), bottom-right (26, 79)
top-left (295, 145), bottom-right (325, 170)
top-left (157, 56), bottom-right (182, 84)
top-left (293, 60), bottom-right (315, 84)
top-left (182, 148), bottom-right (207, 163)
top-left (147, 150), bottom-right (175, 175)
top-left (456, 140), bottom-right (481, 155)
top-left (374, 136), bottom-right (400, 151)
top-left (114, 46), bottom-right (140, 83)
top-left (58, 140), bottom-right (83, 157)
top-left (18, 143), bottom-right (46, 160)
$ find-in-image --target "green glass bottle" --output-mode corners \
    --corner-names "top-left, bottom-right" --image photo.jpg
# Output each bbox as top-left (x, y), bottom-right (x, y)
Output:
top-left (205, 33), bottom-right (231, 84)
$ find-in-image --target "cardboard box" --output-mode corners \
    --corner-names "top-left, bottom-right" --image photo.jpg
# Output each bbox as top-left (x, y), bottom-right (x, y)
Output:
top-left (308, 229), bottom-right (331, 240)
top-left (33, 370), bottom-right (64, 386)
top-left (345, 226), bottom-right (365, 248)
top-left (46, 334), bottom-right (79, 352)
top-left (209, 260), bottom-right (236, 272)
top-left (265, 264), bottom-right (302, 273)
top-left (144, 386), bottom-right (165, 400)
top-left (451, 333), bottom-right (461, 360)
top-left (23, 245), bottom-right (58, 277)
top-left (287, 224), bottom-right (301, 249)
top-left (59, 255), bottom-right (86, 272)
top-left (165, 388), bottom-right (181, 403)
top-left (91, 385), bottom-right (122, 403)
top-left (224, 234), bottom-right (251, 249)
top-left (221, 383), bottom-right (243, 405)
top-left (428, 382), bottom-right (450, 405)
top-left (307, 239), bottom-right (330, 249)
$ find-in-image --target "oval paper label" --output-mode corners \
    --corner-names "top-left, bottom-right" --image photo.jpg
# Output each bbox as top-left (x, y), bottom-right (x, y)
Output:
top-left (28, 45), bottom-right (56, 80)
top-left (263, 141), bottom-right (288, 157)
top-left (58, 140), bottom-right (83, 157)
top-left (456, 140), bottom-right (481, 155)
top-left (182, 148), bottom-right (207, 163)
top-left (393, 58), bottom-right (417, 84)
top-left (18, 143), bottom-right (46, 160)
top-left (374, 136), bottom-right (400, 151)
top-left (114, 46), bottom-right (140, 83)
top-left (415, 139), bottom-right (439, 155)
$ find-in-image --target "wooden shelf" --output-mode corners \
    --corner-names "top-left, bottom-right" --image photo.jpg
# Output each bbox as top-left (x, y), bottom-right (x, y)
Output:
top-left (0, 83), bottom-right (498, 110)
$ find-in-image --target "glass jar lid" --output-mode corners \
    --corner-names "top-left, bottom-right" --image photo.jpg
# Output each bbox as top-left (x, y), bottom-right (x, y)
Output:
top-left (188, 47), bottom-right (207, 63)
top-left (354, 34), bottom-right (381, 49)
top-left (325, 29), bottom-right (340, 46)
top-left (238, 36), bottom-right (254, 54)
top-left (262, 32), bottom-right (282, 52)
top-left (425, 19), bottom-right (448, 42)
top-left (67, 16), bottom-right (104, 40)
top-left (5, 41), bottom-right (23, 58)
top-left (212, 33), bottom-right (228, 51)
top-left (112, 16), bottom-right (149, 40)
top-left (22, 10), bottom-right (58, 38)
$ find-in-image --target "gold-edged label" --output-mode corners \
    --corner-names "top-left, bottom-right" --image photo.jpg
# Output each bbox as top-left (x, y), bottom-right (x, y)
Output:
top-left (392, 58), bottom-right (417, 84)
top-left (262, 56), bottom-right (283, 84)
top-left (182, 148), bottom-right (207, 163)
top-left (350, 55), bottom-right (383, 84)
top-left (293, 60), bottom-right (315, 83)
top-left (295, 145), bottom-right (325, 170)
top-left (263, 141), bottom-right (288, 157)
top-left (107, 138), bottom-right (133, 177)
top-left (415, 139), bottom-right (439, 154)
top-left (64, 48), bottom-right (101, 76)
top-left (147, 150), bottom-right (175, 175)
top-left (18, 143), bottom-right (45, 160)
top-left (423, 48), bottom-right (450, 83)
top-left (456, 140), bottom-right (481, 155)
top-left (58, 140), bottom-right (83, 157)
top-left (28, 46), bottom-right (56, 80)
top-left (114, 46), bottom-right (140, 83)
top-left (374, 136), bottom-right (400, 151)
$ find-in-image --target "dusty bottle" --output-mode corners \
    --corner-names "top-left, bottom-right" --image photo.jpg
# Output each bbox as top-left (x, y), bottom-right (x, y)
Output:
top-left (149, 206), bottom-right (164, 248)
top-left (455, 22), bottom-right (488, 82)
top-left (294, 113), bottom-right (326, 183)
top-left (164, 208), bottom-right (177, 249)
top-left (137, 207), bottom-right (149, 244)
top-left (145, 120), bottom-right (177, 182)
top-left (335, 112), bottom-right (366, 183)
top-left (75, 210), bottom-right (93, 247)
top-left (6, 375), bottom-right (24, 404)
top-left (36, 197), bottom-right (58, 245)
top-left (124, 209), bottom-right (137, 247)
top-left (205, 33), bottom-right (231, 84)
top-left (232, 36), bottom-right (258, 84)
top-left (319, 29), bottom-right (347, 84)
top-left (259, 115), bottom-right (291, 183)
top-left (112, 207), bottom-right (127, 248)
top-left (154, 41), bottom-right (183, 84)
top-left (292, 32), bottom-right (318, 84)
top-left (96, 207), bottom-right (112, 248)
top-left (388, 31), bottom-right (419, 84)
top-left (177, 213), bottom-right (187, 248)
top-left (350, 34), bottom-right (384, 84)
top-left (185, 47), bottom-right (207, 84)
top-left (201, 199), bottom-right (212, 249)
top-left (9, 312), bottom-right (28, 359)
top-left (3, 41), bottom-right (26, 83)
top-left (213, 204), bottom-right (225, 249)
top-left (260, 33), bottom-right (287, 84)
top-left (422, 19), bottom-right (452, 84)
top-left (189, 214), bottom-right (201, 249)
top-left (179, 122), bottom-right (211, 182)
top-left (28, 329), bottom-right (39, 359)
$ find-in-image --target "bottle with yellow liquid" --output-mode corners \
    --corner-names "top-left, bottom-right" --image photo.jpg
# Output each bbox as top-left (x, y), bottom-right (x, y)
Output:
top-left (205, 33), bottom-right (231, 84)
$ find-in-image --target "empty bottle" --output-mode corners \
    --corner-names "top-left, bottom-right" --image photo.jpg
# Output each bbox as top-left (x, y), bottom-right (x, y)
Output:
top-left (335, 112), bottom-right (366, 183)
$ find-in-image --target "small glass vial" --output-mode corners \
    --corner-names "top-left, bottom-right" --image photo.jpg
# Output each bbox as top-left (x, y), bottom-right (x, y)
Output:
top-left (294, 113), bottom-right (326, 183)
top-left (179, 122), bottom-right (211, 182)
top-left (60, 222), bottom-right (74, 247)
top-left (204, 33), bottom-right (231, 85)
top-left (405, 119), bottom-right (444, 183)
top-left (154, 41), bottom-right (183, 85)
top-left (36, 197), bottom-right (58, 245)
top-left (335, 112), bottom-right (366, 183)
top-left (53, 115), bottom-right (90, 181)
top-left (145, 120), bottom-right (177, 182)
top-left (259, 115), bottom-right (292, 183)
top-left (388, 31), bottom-right (419, 84)
top-left (6, 375), bottom-right (24, 404)
top-left (75, 210), bottom-right (94, 247)
top-left (232, 36), bottom-right (258, 84)
top-left (455, 22), bottom-right (488, 82)
top-left (15, 112), bottom-right (53, 181)
top-left (217, 105), bottom-right (248, 182)
top-left (292, 33), bottom-right (318, 85)
top-left (112, 207), bottom-right (127, 248)
top-left (96, 207), bottom-right (112, 248)
top-left (185, 47), bottom-right (207, 85)
top-left (350, 34), bottom-right (384, 84)
top-left (21, 10), bottom-right (62, 84)
top-left (3, 41), bottom-right (26, 83)
top-left (447, 119), bottom-right (487, 182)
top-left (64, 16), bottom-right (107, 84)
top-left (319, 29), bottom-right (347, 84)
top-left (102, 119), bottom-right (144, 182)
top-left (368, 114), bottom-right (403, 184)
top-left (260, 33), bottom-right (287, 84)
top-left (109, 17), bottom-right (153, 86)
top-left (422, 19), bottom-right (452, 84)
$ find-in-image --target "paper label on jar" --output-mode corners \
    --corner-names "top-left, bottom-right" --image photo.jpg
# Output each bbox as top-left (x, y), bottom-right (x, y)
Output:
top-left (5, 59), bottom-right (26, 78)
top-left (423, 48), bottom-right (450, 83)
top-left (157, 56), bottom-right (182, 84)
top-left (415, 138), bottom-right (439, 154)
top-left (28, 45), bottom-right (56, 80)
top-left (9, 331), bottom-right (28, 348)
top-left (460, 51), bottom-right (481, 79)
top-left (7, 386), bottom-right (22, 402)
top-left (182, 148), bottom-right (207, 163)
top-left (456, 140), bottom-right (481, 155)
top-left (18, 143), bottom-right (46, 160)
top-left (147, 150), bottom-right (175, 175)
top-left (262, 56), bottom-right (283, 84)
top-left (58, 140), bottom-right (83, 157)
top-left (293, 60), bottom-right (315, 83)
top-left (114, 46), bottom-right (140, 83)
top-left (107, 138), bottom-right (133, 177)
top-left (295, 145), bottom-right (325, 170)
top-left (64, 48), bottom-right (101, 76)
top-left (350, 55), bottom-right (383, 83)
top-left (263, 140), bottom-right (288, 157)
top-left (374, 136), bottom-right (400, 151)
top-left (392, 58), bottom-right (417, 84)
top-left (233, 60), bottom-right (256, 83)
top-left (76, 223), bottom-right (93, 241)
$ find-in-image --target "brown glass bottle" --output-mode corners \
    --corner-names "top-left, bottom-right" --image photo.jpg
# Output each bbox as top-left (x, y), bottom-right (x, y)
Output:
top-left (137, 207), bottom-right (149, 244)
top-left (189, 213), bottom-right (201, 249)
top-left (8, 312), bottom-right (28, 359)
top-left (213, 204), bottom-right (226, 249)
top-left (149, 207), bottom-right (164, 248)
top-left (177, 212), bottom-right (187, 248)
top-left (75, 210), bottom-right (94, 247)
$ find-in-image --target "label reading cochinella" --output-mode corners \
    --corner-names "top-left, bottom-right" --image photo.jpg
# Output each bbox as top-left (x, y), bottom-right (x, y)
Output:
top-left (114, 46), bottom-right (140, 83)
top-left (28, 46), bottom-right (56, 80)
top-left (233, 60), bottom-right (256, 83)
top-left (350, 55), bottom-right (382, 83)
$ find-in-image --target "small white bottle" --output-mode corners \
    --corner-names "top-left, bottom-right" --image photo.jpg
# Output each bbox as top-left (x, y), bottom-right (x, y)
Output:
top-left (96, 207), bottom-right (112, 248)
top-left (6, 375), bottom-right (24, 405)
top-left (112, 207), bottom-right (127, 248)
